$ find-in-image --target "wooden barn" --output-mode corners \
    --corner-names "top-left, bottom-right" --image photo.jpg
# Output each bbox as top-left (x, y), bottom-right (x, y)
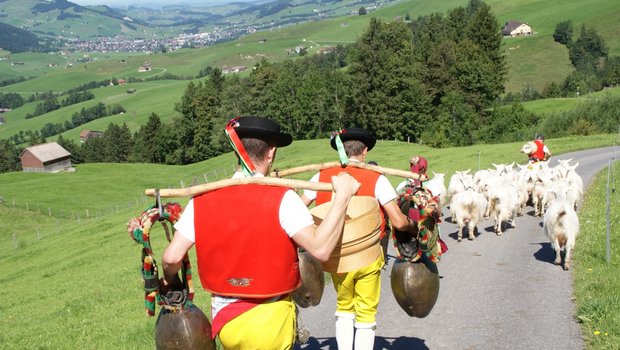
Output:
top-left (20, 142), bottom-right (72, 173)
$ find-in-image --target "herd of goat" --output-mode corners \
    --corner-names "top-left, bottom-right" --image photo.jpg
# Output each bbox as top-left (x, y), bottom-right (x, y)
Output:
top-left (423, 159), bottom-right (583, 270)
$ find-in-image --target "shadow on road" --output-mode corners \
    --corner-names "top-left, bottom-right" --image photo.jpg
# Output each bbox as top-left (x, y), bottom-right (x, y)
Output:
top-left (533, 242), bottom-right (556, 264)
top-left (296, 336), bottom-right (429, 349)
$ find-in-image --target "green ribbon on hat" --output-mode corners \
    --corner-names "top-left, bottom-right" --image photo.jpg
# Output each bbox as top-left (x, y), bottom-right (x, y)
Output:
top-left (334, 134), bottom-right (349, 165)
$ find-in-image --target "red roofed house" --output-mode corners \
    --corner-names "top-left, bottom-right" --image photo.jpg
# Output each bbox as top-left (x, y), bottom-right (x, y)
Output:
top-left (20, 142), bottom-right (72, 173)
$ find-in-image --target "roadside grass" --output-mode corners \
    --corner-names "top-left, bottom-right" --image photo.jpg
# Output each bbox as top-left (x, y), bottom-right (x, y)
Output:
top-left (0, 133), bottom-right (618, 348)
top-left (574, 160), bottom-right (620, 349)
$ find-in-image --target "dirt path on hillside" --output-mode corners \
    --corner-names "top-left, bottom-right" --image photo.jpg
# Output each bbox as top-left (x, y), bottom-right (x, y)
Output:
top-left (295, 146), bottom-right (618, 350)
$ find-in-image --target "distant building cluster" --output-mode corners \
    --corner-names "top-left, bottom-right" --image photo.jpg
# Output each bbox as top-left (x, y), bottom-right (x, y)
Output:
top-left (61, 26), bottom-right (254, 53)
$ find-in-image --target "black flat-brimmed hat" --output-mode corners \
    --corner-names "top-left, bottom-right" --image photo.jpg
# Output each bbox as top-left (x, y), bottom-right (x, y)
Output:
top-left (330, 127), bottom-right (376, 151)
top-left (232, 116), bottom-right (293, 147)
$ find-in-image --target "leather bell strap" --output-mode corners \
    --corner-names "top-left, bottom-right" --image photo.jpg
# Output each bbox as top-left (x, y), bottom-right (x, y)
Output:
top-left (225, 117), bottom-right (256, 176)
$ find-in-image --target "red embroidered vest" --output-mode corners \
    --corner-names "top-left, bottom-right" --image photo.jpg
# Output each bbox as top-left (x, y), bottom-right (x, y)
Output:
top-left (532, 140), bottom-right (545, 161)
top-left (193, 185), bottom-right (300, 298)
top-left (316, 166), bottom-right (386, 236)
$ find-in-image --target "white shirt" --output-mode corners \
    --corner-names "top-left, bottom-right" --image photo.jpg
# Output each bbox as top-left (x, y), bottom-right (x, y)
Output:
top-left (174, 172), bottom-right (314, 242)
top-left (174, 171), bottom-right (315, 317)
top-left (303, 160), bottom-right (397, 206)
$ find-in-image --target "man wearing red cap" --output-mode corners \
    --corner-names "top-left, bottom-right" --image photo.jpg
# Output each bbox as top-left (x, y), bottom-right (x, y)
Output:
top-left (301, 127), bottom-right (417, 350)
top-left (161, 116), bottom-right (361, 349)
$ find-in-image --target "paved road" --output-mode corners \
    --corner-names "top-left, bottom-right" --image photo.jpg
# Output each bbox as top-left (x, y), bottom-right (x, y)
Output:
top-left (296, 146), bottom-right (619, 350)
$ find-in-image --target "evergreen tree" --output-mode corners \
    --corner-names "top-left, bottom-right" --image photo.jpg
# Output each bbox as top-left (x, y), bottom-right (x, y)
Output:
top-left (553, 20), bottom-right (573, 45)
top-left (0, 139), bottom-right (21, 173)
top-left (569, 25), bottom-right (608, 73)
top-left (132, 113), bottom-right (164, 163)
top-left (346, 18), bottom-right (429, 140)
top-left (102, 123), bottom-right (132, 162)
top-left (56, 134), bottom-right (83, 164)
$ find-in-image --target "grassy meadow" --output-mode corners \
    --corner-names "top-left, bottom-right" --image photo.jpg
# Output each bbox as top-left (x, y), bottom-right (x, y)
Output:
top-left (0, 134), bottom-right (619, 349)
top-left (574, 159), bottom-right (620, 349)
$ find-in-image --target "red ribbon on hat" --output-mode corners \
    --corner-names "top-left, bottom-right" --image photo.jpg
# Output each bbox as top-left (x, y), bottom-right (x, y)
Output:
top-left (225, 117), bottom-right (256, 176)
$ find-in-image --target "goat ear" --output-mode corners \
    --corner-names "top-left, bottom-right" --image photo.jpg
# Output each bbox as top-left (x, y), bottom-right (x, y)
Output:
top-left (572, 162), bottom-right (579, 169)
top-left (464, 169), bottom-right (471, 174)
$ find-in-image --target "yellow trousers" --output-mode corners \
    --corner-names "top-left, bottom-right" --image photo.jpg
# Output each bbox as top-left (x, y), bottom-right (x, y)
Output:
top-left (218, 296), bottom-right (296, 350)
top-left (331, 254), bottom-right (384, 325)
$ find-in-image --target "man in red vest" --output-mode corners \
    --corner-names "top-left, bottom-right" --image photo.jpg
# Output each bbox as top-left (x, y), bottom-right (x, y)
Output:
top-left (161, 116), bottom-right (361, 349)
top-left (301, 127), bottom-right (417, 350)
top-left (529, 134), bottom-right (551, 163)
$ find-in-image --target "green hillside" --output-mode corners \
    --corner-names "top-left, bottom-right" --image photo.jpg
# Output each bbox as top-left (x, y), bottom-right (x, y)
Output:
top-left (2, 0), bottom-right (619, 94)
top-left (0, 80), bottom-right (187, 143)
top-left (0, 0), bottom-right (151, 39)
top-left (0, 134), bottom-right (619, 348)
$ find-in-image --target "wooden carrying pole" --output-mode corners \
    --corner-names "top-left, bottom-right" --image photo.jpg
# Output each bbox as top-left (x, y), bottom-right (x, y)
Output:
top-left (271, 161), bottom-right (422, 180)
top-left (145, 177), bottom-right (333, 198)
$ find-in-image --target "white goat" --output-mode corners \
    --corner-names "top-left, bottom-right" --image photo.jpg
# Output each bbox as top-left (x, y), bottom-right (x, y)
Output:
top-left (487, 184), bottom-right (519, 235)
top-left (450, 188), bottom-right (487, 241)
top-left (426, 172), bottom-right (447, 208)
top-left (543, 196), bottom-right (580, 270)
top-left (447, 169), bottom-right (472, 203)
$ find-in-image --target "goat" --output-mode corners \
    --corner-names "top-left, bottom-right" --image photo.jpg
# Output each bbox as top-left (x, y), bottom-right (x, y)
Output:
top-left (450, 188), bottom-right (487, 241)
top-left (543, 197), bottom-right (579, 270)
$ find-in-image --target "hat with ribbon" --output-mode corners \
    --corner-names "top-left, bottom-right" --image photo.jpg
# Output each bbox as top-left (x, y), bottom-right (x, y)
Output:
top-left (231, 116), bottom-right (292, 147)
top-left (329, 127), bottom-right (376, 151)
top-left (225, 116), bottom-right (292, 176)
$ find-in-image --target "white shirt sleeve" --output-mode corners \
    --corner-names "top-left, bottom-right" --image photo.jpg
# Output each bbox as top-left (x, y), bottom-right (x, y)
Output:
top-left (173, 189), bottom-right (314, 242)
top-left (280, 190), bottom-right (314, 237)
top-left (302, 172), bottom-right (321, 202)
top-left (174, 198), bottom-right (196, 243)
top-left (375, 175), bottom-right (397, 206)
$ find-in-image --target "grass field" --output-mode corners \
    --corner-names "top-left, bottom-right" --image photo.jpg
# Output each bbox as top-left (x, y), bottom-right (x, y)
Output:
top-left (574, 159), bottom-right (620, 349)
top-left (0, 134), bottom-right (619, 349)
top-left (520, 86), bottom-right (620, 115)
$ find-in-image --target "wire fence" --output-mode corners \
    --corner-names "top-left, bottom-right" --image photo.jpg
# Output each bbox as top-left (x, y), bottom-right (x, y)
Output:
top-left (1, 165), bottom-right (238, 250)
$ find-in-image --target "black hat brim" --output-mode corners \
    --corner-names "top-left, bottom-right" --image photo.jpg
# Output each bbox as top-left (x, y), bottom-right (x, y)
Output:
top-left (330, 127), bottom-right (376, 151)
top-left (234, 116), bottom-right (293, 147)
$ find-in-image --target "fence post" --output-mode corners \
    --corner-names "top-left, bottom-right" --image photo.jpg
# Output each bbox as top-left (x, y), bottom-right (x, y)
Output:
top-left (204, 174), bottom-right (208, 183)
top-left (26, 202), bottom-right (29, 211)
top-left (12, 233), bottom-right (17, 249)
top-left (180, 180), bottom-right (185, 188)
top-left (48, 207), bottom-right (52, 216)
top-left (86, 209), bottom-right (90, 218)
top-left (36, 227), bottom-right (41, 240)
top-left (477, 151), bottom-right (481, 171)
top-left (606, 159), bottom-right (612, 264)
top-left (77, 213), bottom-right (81, 224)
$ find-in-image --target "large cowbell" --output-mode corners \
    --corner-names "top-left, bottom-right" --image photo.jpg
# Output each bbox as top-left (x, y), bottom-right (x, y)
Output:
top-left (293, 249), bottom-right (325, 308)
top-left (155, 304), bottom-right (216, 350)
top-left (390, 255), bottom-right (440, 318)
